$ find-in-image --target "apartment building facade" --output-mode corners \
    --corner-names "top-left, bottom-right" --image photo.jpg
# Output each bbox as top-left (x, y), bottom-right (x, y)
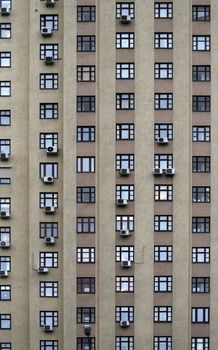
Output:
top-left (0, 0), bottom-right (218, 349)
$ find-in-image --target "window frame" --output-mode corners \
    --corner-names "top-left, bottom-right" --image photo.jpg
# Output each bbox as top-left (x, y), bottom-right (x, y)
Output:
top-left (192, 277), bottom-right (210, 293)
top-left (192, 217), bottom-right (210, 233)
top-left (77, 126), bottom-right (95, 142)
top-left (77, 65), bottom-right (95, 82)
top-left (77, 35), bottom-right (95, 52)
top-left (192, 186), bottom-right (210, 203)
top-left (192, 6), bottom-right (210, 21)
top-left (116, 63), bottom-right (135, 79)
top-left (192, 35), bottom-right (210, 51)
top-left (154, 62), bottom-right (173, 79)
top-left (77, 187), bottom-right (95, 203)
top-left (154, 276), bottom-right (172, 293)
top-left (192, 307), bottom-right (209, 323)
top-left (0, 52), bottom-right (11, 68)
top-left (192, 65), bottom-right (210, 82)
top-left (0, 24), bottom-right (11, 39)
top-left (116, 32), bottom-right (134, 49)
top-left (116, 123), bottom-right (134, 140)
top-left (192, 156), bottom-right (210, 173)
top-left (0, 81), bottom-right (11, 97)
top-left (154, 306), bottom-right (172, 323)
top-left (0, 110), bottom-right (11, 126)
top-left (77, 6), bottom-right (96, 22)
top-left (154, 2), bottom-right (173, 18)
top-left (77, 247), bottom-right (95, 263)
top-left (154, 32), bottom-right (173, 49)
top-left (154, 245), bottom-right (173, 262)
top-left (192, 247), bottom-right (210, 263)
top-left (155, 93), bottom-right (173, 110)
top-left (77, 277), bottom-right (95, 294)
top-left (77, 217), bottom-right (95, 234)
top-left (40, 15), bottom-right (59, 30)
top-left (40, 281), bottom-right (58, 298)
top-left (116, 93), bottom-right (135, 110)
top-left (40, 74), bottom-right (58, 90)
top-left (39, 252), bottom-right (58, 268)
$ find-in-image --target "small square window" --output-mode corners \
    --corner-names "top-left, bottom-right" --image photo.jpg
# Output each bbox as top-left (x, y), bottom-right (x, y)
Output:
top-left (0, 82), bottom-right (11, 96)
top-left (0, 24), bottom-right (11, 39)
top-left (0, 110), bottom-right (10, 125)
top-left (0, 52), bottom-right (11, 67)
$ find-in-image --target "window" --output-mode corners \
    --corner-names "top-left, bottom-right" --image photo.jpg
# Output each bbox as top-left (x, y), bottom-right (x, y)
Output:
top-left (154, 3), bottom-right (173, 18)
top-left (192, 6), bottom-right (210, 21)
top-left (0, 24), bottom-right (11, 39)
top-left (77, 187), bottom-right (95, 203)
top-left (154, 276), bottom-right (172, 292)
top-left (40, 281), bottom-right (58, 297)
top-left (77, 247), bottom-right (95, 263)
top-left (116, 63), bottom-right (134, 79)
top-left (77, 338), bottom-right (95, 350)
top-left (77, 66), bottom-right (95, 82)
top-left (192, 277), bottom-right (210, 293)
top-left (40, 341), bottom-right (58, 350)
top-left (154, 154), bottom-right (173, 170)
top-left (192, 308), bottom-right (209, 323)
top-left (40, 15), bottom-right (58, 30)
top-left (116, 3), bottom-right (135, 18)
top-left (39, 252), bottom-right (58, 268)
top-left (0, 256), bottom-right (10, 271)
top-left (77, 6), bottom-right (95, 22)
top-left (192, 126), bottom-right (210, 141)
top-left (77, 277), bottom-right (95, 294)
top-left (77, 96), bottom-right (95, 112)
top-left (192, 338), bottom-right (209, 350)
top-left (155, 93), bottom-right (173, 109)
top-left (154, 337), bottom-right (172, 350)
top-left (0, 110), bottom-right (10, 125)
top-left (192, 217), bottom-right (210, 233)
top-left (154, 124), bottom-right (173, 140)
top-left (154, 33), bottom-right (173, 49)
top-left (116, 154), bottom-right (134, 171)
top-left (192, 156), bottom-right (210, 173)
top-left (77, 127), bottom-right (95, 142)
top-left (0, 0), bottom-right (11, 8)
top-left (116, 124), bottom-right (134, 140)
top-left (192, 187), bottom-right (210, 203)
top-left (77, 36), bottom-right (95, 52)
top-left (0, 286), bottom-right (11, 300)
top-left (193, 66), bottom-right (210, 82)
top-left (115, 306), bottom-right (134, 322)
top-left (0, 198), bottom-right (10, 215)
top-left (40, 311), bottom-right (58, 327)
top-left (154, 246), bottom-right (172, 262)
top-left (192, 96), bottom-right (210, 112)
top-left (116, 246), bottom-right (134, 262)
top-left (116, 33), bottom-right (134, 49)
top-left (154, 185), bottom-right (173, 201)
top-left (0, 168), bottom-right (11, 184)
top-left (116, 215), bottom-right (134, 232)
top-left (40, 74), bottom-right (58, 89)
top-left (40, 222), bottom-right (58, 238)
top-left (154, 63), bottom-right (173, 79)
top-left (154, 216), bottom-right (173, 232)
top-left (77, 217), bottom-right (95, 234)
top-left (0, 314), bottom-right (11, 329)
top-left (77, 307), bottom-right (95, 323)
top-left (116, 337), bottom-right (134, 350)
top-left (0, 52), bottom-right (11, 67)
top-left (116, 93), bottom-right (134, 110)
top-left (116, 276), bottom-right (134, 292)
top-left (40, 192), bottom-right (58, 208)
top-left (0, 82), bottom-right (10, 96)
top-left (40, 44), bottom-right (58, 60)
top-left (40, 103), bottom-right (58, 119)
top-left (154, 306), bottom-right (172, 323)
top-left (77, 157), bottom-right (95, 173)
top-left (192, 247), bottom-right (210, 263)
top-left (40, 133), bottom-right (58, 149)
top-left (40, 163), bottom-right (58, 178)
top-left (193, 36), bottom-right (210, 51)
top-left (0, 227), bottom-right (10, 245)
top-left (116, 185), bottom-right (134, 201)
top-left (0, 344), bottom-right (11, 350)
top-left (0, 140), bottom-right (10, 154)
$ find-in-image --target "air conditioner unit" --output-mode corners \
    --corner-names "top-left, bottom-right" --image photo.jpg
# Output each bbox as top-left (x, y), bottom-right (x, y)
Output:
top-left (43, 176), bottom-right (54, 183)
top-left (41, 27), bottom-right (52, 37)
top-left (166, 168), bottom-right (175, 176)
top-left (120, 320), bottom-right (130, 327)
top-left (45, 0), bottom-right (56, 7)
top-left (120, 15), bottom-right (131, 24)
top-left (43, 324), bottom-right (53, 332)
top-left (0, 153), bottom-right (9, 161)
top-left (0, 270), bottom-right (8, 277)
top-left (45, 56), bottom-right (54, 65)
top-left (44, 236), bottom-right (55, 245)
top-left (116, 199), bottom-right (128, 207)
top-left (0, 7), bottom-right (10, 15)
top-left (153, 168), bottom-right (163, 175)
top-left (121, 260), bottom-right (132, 268)
top-left (37, 267), bottom-right (49, 274)
top-left (0, 241), bottom-right (10, 248)
top-left (120, 168), bottom-right (130, 176)
top-left (157, 137), bottom-right (168, 144)
top-left (0, 211), bottom-right (10, 219)
top-left (120, 229), bottom-right (131, 237)
top-left (46, 145), bottom-right (58, 155)
top-left (44, 206), bottom-right (55, 214)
